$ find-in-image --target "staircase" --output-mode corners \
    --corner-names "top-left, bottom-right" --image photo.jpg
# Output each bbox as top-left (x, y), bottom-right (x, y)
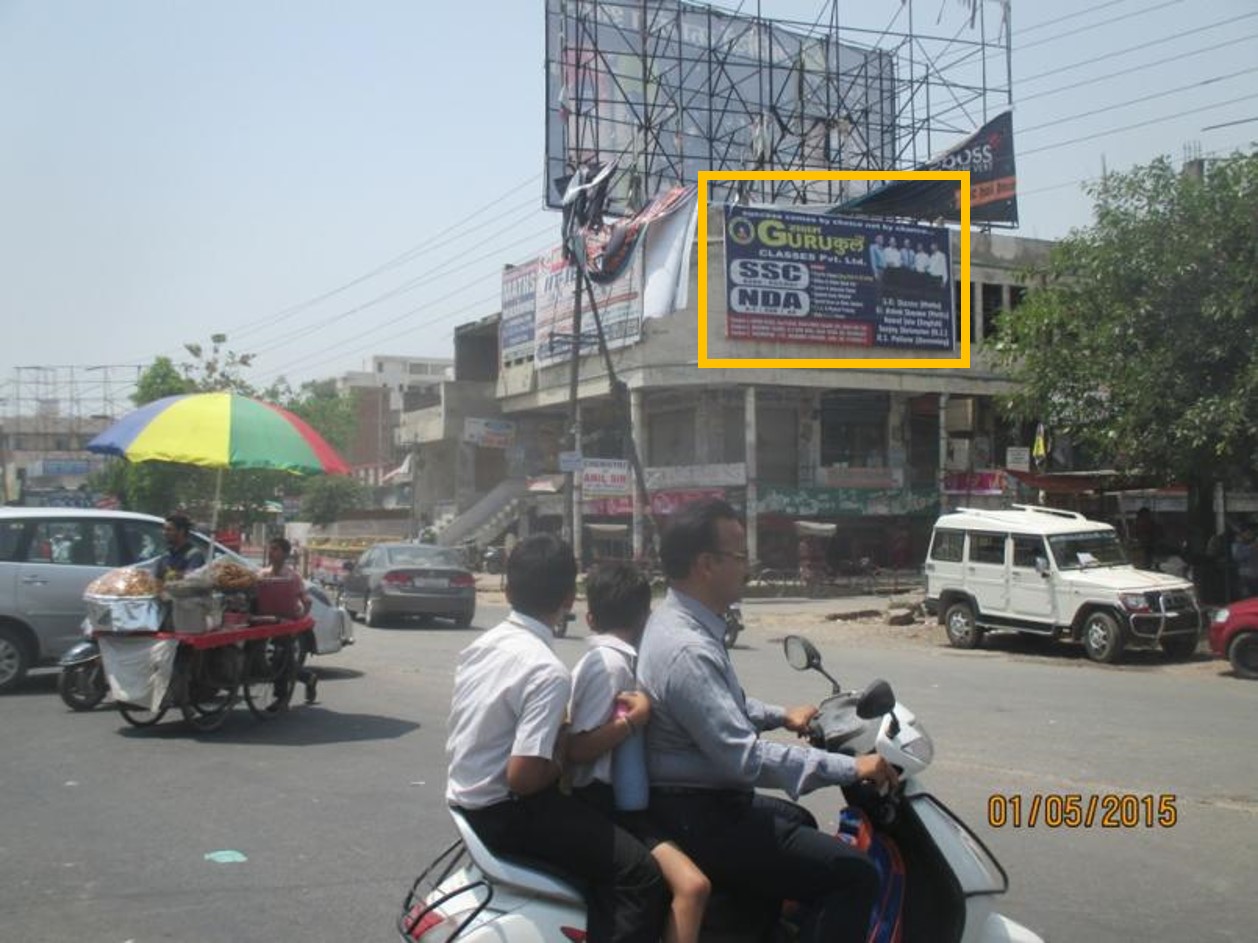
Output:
top-left (437, 478), bottom-right (529, 550)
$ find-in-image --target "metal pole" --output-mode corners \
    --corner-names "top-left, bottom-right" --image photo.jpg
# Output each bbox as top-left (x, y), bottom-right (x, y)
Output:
top-left (564, 266), bottom-right (586, 547)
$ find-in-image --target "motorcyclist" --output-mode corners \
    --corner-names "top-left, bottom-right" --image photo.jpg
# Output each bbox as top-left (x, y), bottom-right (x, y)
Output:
top-left (636, 498), bottom-right (898, 943)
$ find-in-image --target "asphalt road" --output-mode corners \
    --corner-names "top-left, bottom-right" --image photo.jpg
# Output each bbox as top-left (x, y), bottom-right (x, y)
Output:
top-left (0, 599), bottom-right (1254, 943)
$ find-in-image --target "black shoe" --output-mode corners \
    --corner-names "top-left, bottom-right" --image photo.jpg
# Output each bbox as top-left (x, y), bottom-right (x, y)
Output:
top-left (304, 676), bottom-right (318, 705)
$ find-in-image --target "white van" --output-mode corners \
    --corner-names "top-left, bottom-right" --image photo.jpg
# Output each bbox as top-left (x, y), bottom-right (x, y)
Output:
top-left (0, 508), bottom-right (352, 692)
top-left (924, 505), bottom-right (1202, 663)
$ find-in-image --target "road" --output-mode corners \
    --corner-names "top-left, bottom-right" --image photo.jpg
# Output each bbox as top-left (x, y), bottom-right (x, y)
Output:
top-left (0, 597), bottom-right (1254, 942)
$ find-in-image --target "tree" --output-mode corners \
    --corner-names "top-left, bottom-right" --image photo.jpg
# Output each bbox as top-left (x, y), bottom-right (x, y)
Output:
top-left (134, 356), bottom-right (193, 405)
top-left (300, 475), bottom-right (366, 526)
top-left (265, 378), bottom-right (358, 455)
top-left (994, 152), bottom-right (1258, 501)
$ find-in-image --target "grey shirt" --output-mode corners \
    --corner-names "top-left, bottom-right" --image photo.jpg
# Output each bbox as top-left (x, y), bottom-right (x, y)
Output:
top-left (637, 588), bottom-right (858, 800)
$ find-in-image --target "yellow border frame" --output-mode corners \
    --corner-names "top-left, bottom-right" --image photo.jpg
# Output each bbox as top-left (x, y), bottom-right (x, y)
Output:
top-left (696, 169), bottom-right (970, 369)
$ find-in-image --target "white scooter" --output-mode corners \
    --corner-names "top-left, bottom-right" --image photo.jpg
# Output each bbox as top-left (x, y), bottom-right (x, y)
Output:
top-left (398, 635), bottom-right (1044, 943)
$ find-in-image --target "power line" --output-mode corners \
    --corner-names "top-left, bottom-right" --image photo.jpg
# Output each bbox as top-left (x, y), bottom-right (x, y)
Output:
top-left (1018, 31), bottom-right (1258, 105)
top-left (1017, 0), bottom-right (1183, 52)
top-left (1020, 92), bottom-right (1258, 158)
top-left (247, 207), bottom-right (553, 357)
top-left (1020, 10), bottom-right (1258, 85)
top-left (165, 171), bottom-right (544, 354)
top-left (1203, 115), bottom-right (1258, 132)
top-left (1021, 65), bottom-right (1258, 136)
top-left (1018, 0), bottom-right (1134, 37)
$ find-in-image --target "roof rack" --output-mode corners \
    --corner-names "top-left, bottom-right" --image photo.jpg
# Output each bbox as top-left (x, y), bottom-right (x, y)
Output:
top-left (952, 504), bottom-right (1087, 521)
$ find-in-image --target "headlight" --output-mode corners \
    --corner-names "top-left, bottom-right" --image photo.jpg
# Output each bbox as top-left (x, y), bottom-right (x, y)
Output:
top-left (1120, 593), bottom-right (1151, 612)
top-left (1213, 608), bottom-right (1230, 624)
top-left (901, 732), bottom-right (934, 765)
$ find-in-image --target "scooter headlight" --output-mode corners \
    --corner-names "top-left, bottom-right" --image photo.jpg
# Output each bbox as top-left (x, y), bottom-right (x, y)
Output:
top-left (901, 727), bottom-right (934, 765)
top-left (1213, 607), bottom-right (1230, 624)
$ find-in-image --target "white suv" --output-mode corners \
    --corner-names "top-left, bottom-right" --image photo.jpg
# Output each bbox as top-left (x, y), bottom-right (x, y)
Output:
top-left (924, 505), bottom-right (1202, 663)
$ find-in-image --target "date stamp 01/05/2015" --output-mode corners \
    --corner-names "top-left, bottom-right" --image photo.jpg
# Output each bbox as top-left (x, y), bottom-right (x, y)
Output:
top-left (986, 793), bottom-right (1179, 829)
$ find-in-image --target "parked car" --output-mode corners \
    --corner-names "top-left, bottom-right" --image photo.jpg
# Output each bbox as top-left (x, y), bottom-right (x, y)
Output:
top-left (338, 542), bottom-right (476, 627)
top-left (924, 504), bottom-right (1203, 664)
top-left (0, 507), bottom-right (353, 694)
top-left (1209, 598), bottom-right (1258, 679)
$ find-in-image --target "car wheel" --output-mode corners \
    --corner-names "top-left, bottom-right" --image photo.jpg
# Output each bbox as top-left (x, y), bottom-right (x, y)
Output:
top-left (1160, 634), bottom-right (1199, 661)
top-left (1083, 611), bottom-right (1125, 663)
top-left (1227, 632), bottom-right (1258, 679)
top-left (0, 624), bottom-right (32, 694)
top-left (943, 601), bottom-right (983, 649)
top-left (365, 597), bottom-right (386, 627)
top-left (454, 608), bottom-right (475, 629)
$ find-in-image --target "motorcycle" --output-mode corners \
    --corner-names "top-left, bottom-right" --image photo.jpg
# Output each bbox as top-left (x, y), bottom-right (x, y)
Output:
top-left (58, 637), bottom-right (108, 711)
top-left (480, 546), bottom-right (505, 576)
top-left (397, 635), bottom-right (1044, 943)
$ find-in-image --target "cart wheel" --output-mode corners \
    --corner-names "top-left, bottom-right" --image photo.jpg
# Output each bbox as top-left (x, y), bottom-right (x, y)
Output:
top-left (118, 702), bottom-right (168, 727)
top-left (242, 636), bottom-right (298, 719)
top-left (181, 680), bottom-right (239, 731)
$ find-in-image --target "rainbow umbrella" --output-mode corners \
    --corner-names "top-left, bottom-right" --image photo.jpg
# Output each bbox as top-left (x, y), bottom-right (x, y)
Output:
top-left (87, 392), bottom-right (351, 533)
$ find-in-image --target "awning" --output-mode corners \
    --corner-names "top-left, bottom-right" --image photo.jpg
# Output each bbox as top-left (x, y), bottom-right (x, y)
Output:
top-left (1006, 469), bottom-right (1124, 494)
top-left (586, 523), bottom-right (630, 536)
top-left (794, 521), bottom-right (837, 537)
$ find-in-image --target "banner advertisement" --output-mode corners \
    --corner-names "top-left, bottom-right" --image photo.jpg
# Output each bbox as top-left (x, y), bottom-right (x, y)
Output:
top-left (724, 205), bottom-right (954, 350)
top-left (942, 470), bottom-right (1007, 496)
top-left (645, 463), bottom-right (747, 490)
top-left (462, 418), bottom-right (516, 449)
top-left (500, 260), bottom-right (539, 363)
top-left (581, 458), bottom-right (632, 496)
top-left (837, 111), bottom-right (1018, 225)
top-left (585, 488), bottom-right (727, 517)
top-left (756, 485), bottom-right (940, 517)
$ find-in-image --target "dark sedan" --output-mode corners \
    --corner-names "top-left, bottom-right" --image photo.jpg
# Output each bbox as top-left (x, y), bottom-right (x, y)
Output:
top-left (338, 543), bottom-right (476, 627)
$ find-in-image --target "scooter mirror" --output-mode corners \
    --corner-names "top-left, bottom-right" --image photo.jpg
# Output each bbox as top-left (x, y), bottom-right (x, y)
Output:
top-left (783, 635), bottom-right (821, 671)
top-left (856, 679), bottom-right (896, 719)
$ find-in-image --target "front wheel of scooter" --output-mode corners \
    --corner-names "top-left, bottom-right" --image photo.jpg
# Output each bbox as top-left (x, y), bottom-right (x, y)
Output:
top-left (58, 662), bottom-right (107, 711)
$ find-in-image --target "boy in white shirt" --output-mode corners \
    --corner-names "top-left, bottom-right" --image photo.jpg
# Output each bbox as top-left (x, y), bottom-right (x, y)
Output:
top-left (567, 562), bottom-right (711, 943)
top-left (446, 536), bottom-right (667, 943)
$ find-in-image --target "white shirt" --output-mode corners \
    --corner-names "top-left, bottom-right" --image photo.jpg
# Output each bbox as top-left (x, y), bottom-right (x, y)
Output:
top-left (914, 250), bottom-right (930, 272)
top-left (567, 634), bottom-right (638, 789)
top-left (884, 246), bottom-right (902, 267)
top-left (929, 250), bottom-right (949, 282)
top-left (445, 611), bottom-right (571, 809)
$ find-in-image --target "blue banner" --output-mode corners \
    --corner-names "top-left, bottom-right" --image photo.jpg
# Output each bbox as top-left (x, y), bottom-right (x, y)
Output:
top-left (724, 206), bottom-right (954, 351)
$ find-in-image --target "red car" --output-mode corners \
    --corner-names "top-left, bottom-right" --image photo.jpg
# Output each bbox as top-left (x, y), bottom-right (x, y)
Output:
top-left (1209, 598), bottom-right (1258, 679)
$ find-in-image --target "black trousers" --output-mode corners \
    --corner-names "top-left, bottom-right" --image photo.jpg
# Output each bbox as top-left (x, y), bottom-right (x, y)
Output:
top-left (459, 787), bottom-right (668, 943)
top-left (650, 790), bottom-right (879, 943)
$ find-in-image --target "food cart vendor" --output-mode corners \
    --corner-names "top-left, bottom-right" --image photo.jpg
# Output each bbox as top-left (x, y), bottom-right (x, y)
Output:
top-left (157, 513), bottom-right (206, 581)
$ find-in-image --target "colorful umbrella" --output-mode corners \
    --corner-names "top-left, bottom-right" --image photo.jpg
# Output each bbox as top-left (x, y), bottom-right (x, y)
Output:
top-left (87, 392), bottom-right (350, 475)
top-left (87, 392), bottom-right (351, 536)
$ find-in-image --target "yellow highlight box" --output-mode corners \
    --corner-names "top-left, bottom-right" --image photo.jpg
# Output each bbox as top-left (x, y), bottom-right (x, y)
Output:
top-left (696, 169), bottom-right (971, 369)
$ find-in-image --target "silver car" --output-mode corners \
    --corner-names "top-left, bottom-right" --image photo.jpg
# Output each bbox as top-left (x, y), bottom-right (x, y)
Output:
top-left (0, 508), bottom-right (353, 693)
top-left (338, 542), bottom-right (476, 627)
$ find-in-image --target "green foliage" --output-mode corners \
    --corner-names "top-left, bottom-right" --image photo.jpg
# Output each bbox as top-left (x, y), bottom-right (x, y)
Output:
top-left (299, 475), bottom-right (366, 526)
top-left (994, 151), bottom-right (1258, 487)
top-left (264, 377), bottom-right (358, 455)
top-left (133, 356), bottom-right (193, 405)
top-left (181, 335), bottom-right (257, 394)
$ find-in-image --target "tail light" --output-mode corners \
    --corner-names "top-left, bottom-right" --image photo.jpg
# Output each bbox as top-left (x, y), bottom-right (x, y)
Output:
top-left (401, 906), bottom-right (462, 942)
top-left (560, 929), bottom-right (587, 943)
top-left (450, 573), bottom-right (476, 588)
top-left (383, 571), bottom-right (412, 586)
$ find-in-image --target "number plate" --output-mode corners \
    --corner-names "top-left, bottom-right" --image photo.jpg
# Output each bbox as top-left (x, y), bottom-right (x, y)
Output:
top-left (413, 577), bottom-right (446, 589)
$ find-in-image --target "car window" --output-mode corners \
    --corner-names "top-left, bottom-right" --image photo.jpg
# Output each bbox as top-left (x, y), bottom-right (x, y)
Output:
top-left (26, 521), bottom-right (123, 567)
top-left (929, 530), bottom-right (964, 562)
top-left (386, 545), bottom-right (463, 568)
top-left (120, 520), bottom-right (166, 564)
top-left (1011, 535), bottom-right (1047, 569)
top-left (968, 532), bottom-right (1006, 566)
top-left (0, 520), bottom-right (27, 562)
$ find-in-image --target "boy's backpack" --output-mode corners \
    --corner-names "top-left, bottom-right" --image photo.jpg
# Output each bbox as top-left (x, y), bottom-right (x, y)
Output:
top-left (836, 807), bottom-right (906, 943)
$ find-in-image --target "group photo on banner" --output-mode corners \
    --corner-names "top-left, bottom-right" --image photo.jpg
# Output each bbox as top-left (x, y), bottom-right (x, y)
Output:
top-left (724, 205), bottom-right (955, 350)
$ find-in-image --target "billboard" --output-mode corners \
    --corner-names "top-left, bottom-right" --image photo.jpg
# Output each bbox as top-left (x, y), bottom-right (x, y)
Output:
top-left (500, 260), bottom-right (539, 363)
top-left (724, 205), bottom-right (954, 350)
top-left (837, 111), bottom-right (1019, 225)
top-left (544, 0), bottom-right (896, 215)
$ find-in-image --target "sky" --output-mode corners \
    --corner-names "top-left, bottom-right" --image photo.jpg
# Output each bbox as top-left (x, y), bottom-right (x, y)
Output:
top-left (1, 0), bottom-right (1256, 413)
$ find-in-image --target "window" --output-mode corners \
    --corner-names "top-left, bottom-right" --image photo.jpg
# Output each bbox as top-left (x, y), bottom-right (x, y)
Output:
top-left (1012, 535), bottom-right (1046, 569)
top-left (26, 521), bottom-right (122, 567)
top-left (968, 532), bottom-right (1006, 566)
top-left (0, 521), bottom-right (27, 562)
top-left (120, 521), bottom-right (167, 564)
top-left (930, 530), bottom-right (964, 562)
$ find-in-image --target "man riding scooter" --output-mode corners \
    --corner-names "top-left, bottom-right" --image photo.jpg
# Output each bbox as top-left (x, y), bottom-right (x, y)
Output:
top-left (637, 498), bottom-right (898, 943)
